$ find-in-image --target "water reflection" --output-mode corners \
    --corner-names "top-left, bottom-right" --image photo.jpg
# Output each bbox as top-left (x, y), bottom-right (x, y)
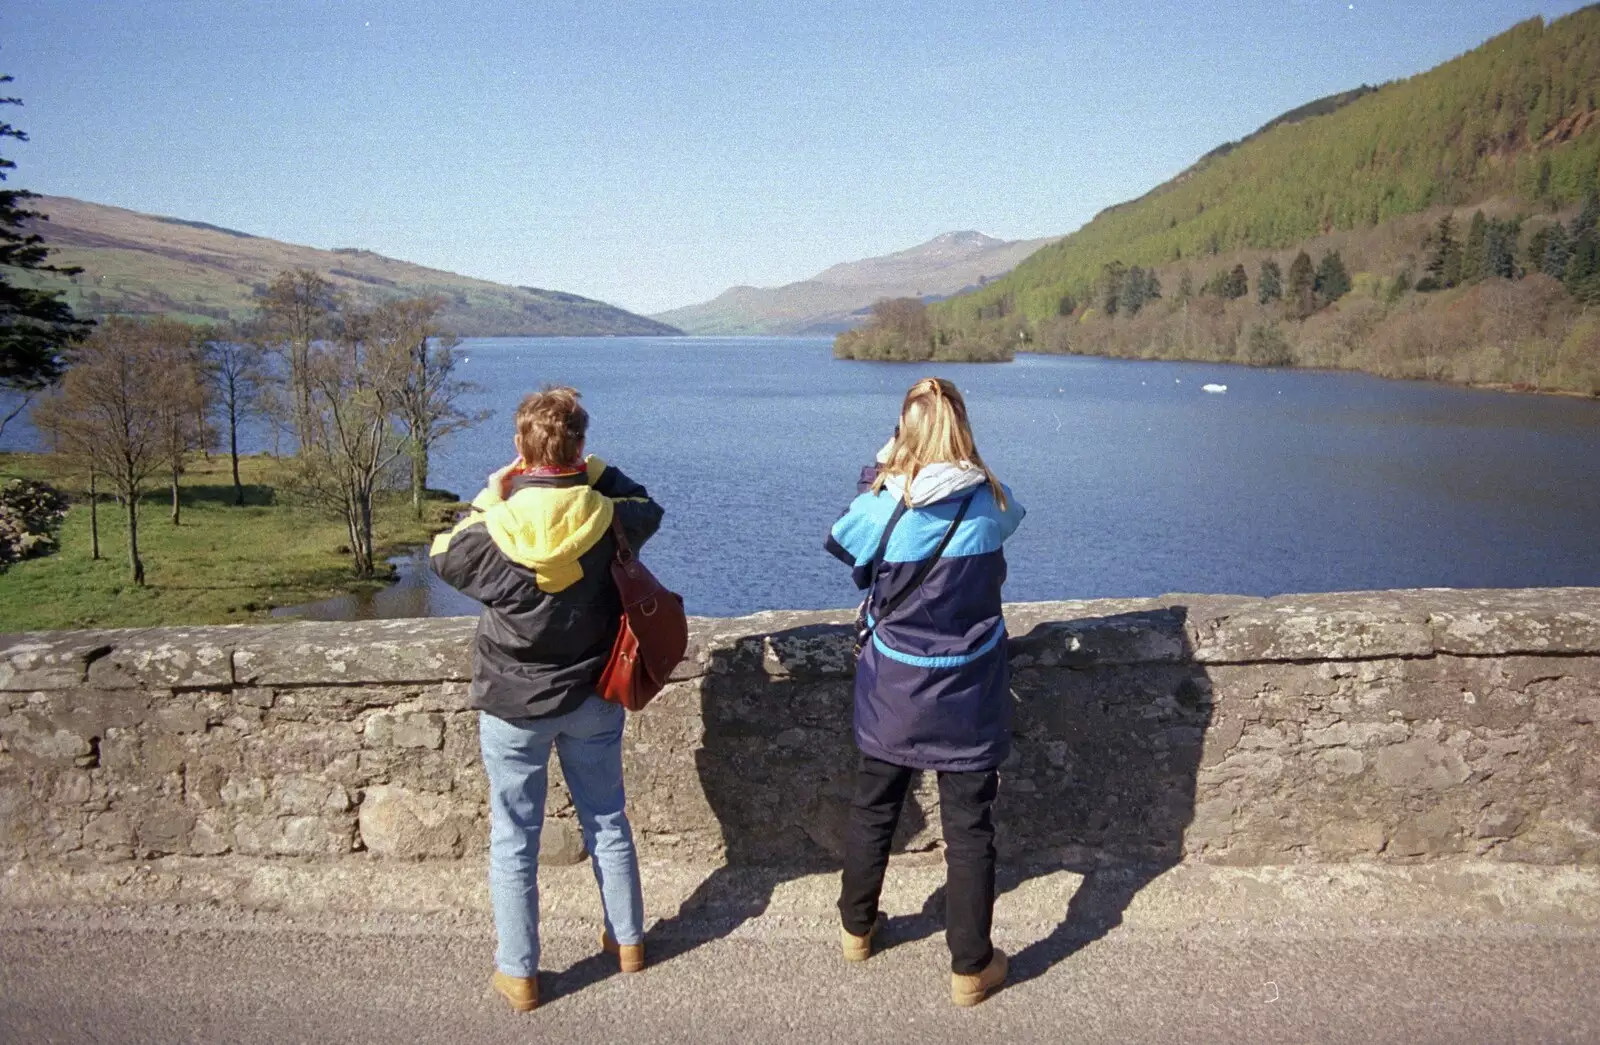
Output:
top-left (272, 546), bottom-right (480, 621)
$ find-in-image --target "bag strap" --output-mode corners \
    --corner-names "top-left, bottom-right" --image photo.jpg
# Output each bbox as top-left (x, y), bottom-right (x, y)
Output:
top-left (609, 512), bottom-right (633, 564)
top-left (863, 500), bottom-right (909, 595)
top-left (868, 490), bottom-right (976, 629)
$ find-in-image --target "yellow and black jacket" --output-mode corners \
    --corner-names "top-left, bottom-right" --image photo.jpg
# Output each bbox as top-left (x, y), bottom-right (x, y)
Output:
top-left (429, 456), bottom-right (664, 721)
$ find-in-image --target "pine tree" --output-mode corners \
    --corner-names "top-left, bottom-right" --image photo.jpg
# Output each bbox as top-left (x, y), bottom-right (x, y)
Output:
top-left (1573, 192), bottom-right (1600, 241)
top-left (1524, 226), bottom-right (1552, 276)
top-left (1483, 218), bottom-right (1519, 279)
top-left (1258, 259), bottom-right (1283, 303)
top-left (1287, 251), bottom-right (1316, 313)
top-left (0, 76), bottom-right (93, 439)
top-left (1567, 194), bottom-right (1600, 299)
top-left (1461, 210), bottom-right (1488, 283)
top-left (1099, 261), bottom-right (1126, 315)
top-left (1176, 270), bottom-right (1194, 301)
top-left (1424, 214), bottom-right (1462, 289)
top-left (1314, 251), bottom-right (1352, 303)
top-left (1145, 269), bottom-right (1162, 302)
top-left (1225, 264), bottom-right (1249, 300)
top-left (1124, 267), bottom-right (1151, 315)
top-left (1541, 223), bottom-right (1571, 279)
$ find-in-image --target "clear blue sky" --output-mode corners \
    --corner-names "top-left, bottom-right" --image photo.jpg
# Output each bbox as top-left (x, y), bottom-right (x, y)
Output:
top-left (4, 1), bottom-right (1594, 314)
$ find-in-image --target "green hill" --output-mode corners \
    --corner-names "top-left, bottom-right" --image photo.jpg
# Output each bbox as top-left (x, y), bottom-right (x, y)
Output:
top-left (900, 7), bottom-right (1600, 391)
top-left (941, 9), bottom-right (1600, 326)
top-left (19, 196), bottom-right (680, 337)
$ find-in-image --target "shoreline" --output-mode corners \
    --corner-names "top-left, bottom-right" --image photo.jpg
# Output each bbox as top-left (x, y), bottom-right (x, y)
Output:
top-left (1012, 347), bottom-right (1600, 400)
top-left (0, 451), bottom-right (462, 631)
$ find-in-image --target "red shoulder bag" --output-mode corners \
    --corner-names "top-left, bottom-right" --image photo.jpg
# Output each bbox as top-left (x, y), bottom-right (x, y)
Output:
top-left (596, 516), bottom-right (688, 711)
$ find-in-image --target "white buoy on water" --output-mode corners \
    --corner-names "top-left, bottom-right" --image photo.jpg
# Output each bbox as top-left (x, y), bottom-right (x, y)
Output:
top-left (1203, 383), bottom-right (1227, 393)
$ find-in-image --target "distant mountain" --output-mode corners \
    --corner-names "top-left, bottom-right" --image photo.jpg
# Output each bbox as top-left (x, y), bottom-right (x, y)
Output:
top-left (21, 196), bottom-right (680, 337)
top-left (653, 230), bottom-right (1056, 335)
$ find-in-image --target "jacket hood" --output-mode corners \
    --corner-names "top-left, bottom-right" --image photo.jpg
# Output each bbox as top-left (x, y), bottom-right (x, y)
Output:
top-left (480, 483), bottom-right (614, 592)
top-left (882, 462), bottom-right (988, 508)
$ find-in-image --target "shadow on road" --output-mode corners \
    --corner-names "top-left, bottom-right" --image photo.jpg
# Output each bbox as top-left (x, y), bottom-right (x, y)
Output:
top-left (577, 606), bottom-right (1210, 996)
top-left (639, 623), bottom-right (934, 968)
top-left (999, 606), bottom-right (1210, 987)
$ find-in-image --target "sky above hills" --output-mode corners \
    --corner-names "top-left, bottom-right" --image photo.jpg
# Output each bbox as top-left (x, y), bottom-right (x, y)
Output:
top-left (6, 1), bottom-right (1594, 314)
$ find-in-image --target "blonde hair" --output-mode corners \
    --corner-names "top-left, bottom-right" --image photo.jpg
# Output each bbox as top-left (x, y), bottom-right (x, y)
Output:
top-left (514, 385), bottom-right (589, 467)
top-left (871, 377), bottom-right (1009, 510)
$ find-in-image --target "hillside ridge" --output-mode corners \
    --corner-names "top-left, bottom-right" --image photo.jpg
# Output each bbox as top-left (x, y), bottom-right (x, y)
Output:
top-left (22, 195), bottom-right (680, 338)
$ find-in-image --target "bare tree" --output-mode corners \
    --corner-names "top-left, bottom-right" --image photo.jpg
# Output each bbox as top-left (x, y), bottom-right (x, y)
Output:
top-left (151, 321), bottom-right (211, 525)
top-left (366, 297), bottom-right (486, 517)
top-left (288, 308), bottom-right (409, 576)
top-left (202, 325), bottom-right (264, 505)
top-left (257, 268), bottom-right (337, 451)
top-left (34, 419), bottom-right (99, 560)
top-left (32, 317), bottom-right (178, 584)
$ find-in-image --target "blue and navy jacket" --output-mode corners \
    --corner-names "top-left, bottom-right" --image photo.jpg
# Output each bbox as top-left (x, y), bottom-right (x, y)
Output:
top-left (826, 467), bottom-right (1025, 773)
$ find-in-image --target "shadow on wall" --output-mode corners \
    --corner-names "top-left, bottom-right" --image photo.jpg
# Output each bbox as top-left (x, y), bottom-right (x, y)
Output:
top-left (638, 606), bottom-right (1212, 985)
top-left (637, 622), bottom-right (934, 963)
top-left (1002, 606), bottom-right (1210, 986)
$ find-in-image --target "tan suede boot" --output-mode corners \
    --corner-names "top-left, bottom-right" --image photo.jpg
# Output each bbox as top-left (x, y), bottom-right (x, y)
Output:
top-left (950, 949), bottom-right (1008, 1007)
top-left (601, 931), bottom-right (646, 973)
top-left (840, 914), bottom-right (886, 962)
top-left (491, 970), bottom-right (538, 1012)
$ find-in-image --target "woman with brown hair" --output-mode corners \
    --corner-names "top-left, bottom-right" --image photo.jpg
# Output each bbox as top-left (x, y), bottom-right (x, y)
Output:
top-left (431, 386), bottom-right (663, 1012)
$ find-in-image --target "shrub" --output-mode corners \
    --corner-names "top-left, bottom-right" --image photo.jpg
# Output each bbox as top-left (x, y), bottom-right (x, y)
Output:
top-left (0, 478), bottom-right (69, 567)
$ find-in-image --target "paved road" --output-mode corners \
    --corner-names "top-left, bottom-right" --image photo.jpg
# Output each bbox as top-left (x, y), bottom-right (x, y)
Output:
top-left (4, 863), bottom-right (1599, 1044)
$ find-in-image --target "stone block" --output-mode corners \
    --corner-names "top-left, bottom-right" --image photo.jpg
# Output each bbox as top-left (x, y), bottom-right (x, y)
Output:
top-left (135, 804), bottom-right (195, 856)
top-left (0, 633), bottom-right (115, 691)
top-left (153, 704), bottom-right (210, 734)
top-left (219, 775), bottom-right (269, 812)
top-left (0, 713), bottom-right (93, 764)
top-left (1315, 818), bottom-right (1387, 857)
top-left (1314, 748), bottom-right (1366, 778)
top-left (1373, 739), bottom-right (1470, 791)
top-left (233, 812), bottom-right (355, 856)
top-left (234, 619), bottom-right (475, 685)
top-left (51, 770), bottom-right (93, 806)
top-left (82, 810), bottom-right (133, 855)
top-left (1427, 588), bottom-right (1600, 655)
top-left (1388, 808), bottom-right (1463, 857)
top-left (357, 784), bottom-right (466, 859)
top-left (84, 628), bottom-right (236, 689)
top-left (363, 712), bottom-right (445, 750)
top-left (538, 817), bottom-right (587, 866)
top-left (760, 625), bottom-right (856, 677)
top-left (275, 775), bottom-right (351, 815)
top-left (1189, 594), bottom-right (1435, 663)
top-left (190, 812), bottom-right (231, 855)
top-left (1011, 607), bottom-right (1190, 668)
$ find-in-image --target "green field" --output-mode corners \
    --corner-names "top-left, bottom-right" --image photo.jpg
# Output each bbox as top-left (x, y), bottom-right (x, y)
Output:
top-left (0, 453), bottom-right (462, 631)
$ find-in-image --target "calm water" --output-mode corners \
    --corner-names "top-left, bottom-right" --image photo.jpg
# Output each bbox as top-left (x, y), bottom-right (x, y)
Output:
top-left (11, 336), bottom-right (1600, 618)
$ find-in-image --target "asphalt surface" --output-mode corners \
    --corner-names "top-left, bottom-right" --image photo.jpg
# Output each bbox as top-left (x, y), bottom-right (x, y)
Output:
top-left (4, 864), bottom-right (1600, 1044)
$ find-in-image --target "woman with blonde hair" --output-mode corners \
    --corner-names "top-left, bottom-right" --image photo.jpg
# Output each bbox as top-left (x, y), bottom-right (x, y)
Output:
top-left (824, 377), bottom-right (1024, 1007)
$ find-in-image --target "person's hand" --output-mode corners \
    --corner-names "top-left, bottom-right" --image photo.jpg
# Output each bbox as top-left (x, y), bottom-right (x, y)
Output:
top-left (490, 457), bottom-right (525, 500)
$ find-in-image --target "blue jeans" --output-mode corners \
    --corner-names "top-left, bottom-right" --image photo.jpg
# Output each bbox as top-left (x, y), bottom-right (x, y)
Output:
top-left (479, 696), bottom-right (644, 977)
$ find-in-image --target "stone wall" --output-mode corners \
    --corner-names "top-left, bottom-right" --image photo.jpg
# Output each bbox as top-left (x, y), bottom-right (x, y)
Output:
top-left (2, 589), bottom-right (1598, 873)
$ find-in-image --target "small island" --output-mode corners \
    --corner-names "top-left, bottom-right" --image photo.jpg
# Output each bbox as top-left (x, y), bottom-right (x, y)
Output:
top-left (832, 298), bottom-right (1015, 363)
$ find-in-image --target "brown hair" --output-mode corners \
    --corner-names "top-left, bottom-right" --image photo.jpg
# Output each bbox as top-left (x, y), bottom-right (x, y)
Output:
top-left (513, 385), bottom-right (589, 467)
top-left (871, 377), bottom-right (1008, 510)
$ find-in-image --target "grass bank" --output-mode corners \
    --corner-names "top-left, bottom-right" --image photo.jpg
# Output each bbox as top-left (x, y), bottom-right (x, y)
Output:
top-left (0, 452), bottom-right (463, 631)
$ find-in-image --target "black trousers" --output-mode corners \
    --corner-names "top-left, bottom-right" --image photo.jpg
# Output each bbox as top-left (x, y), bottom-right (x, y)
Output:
top-left (838, 755), bottom-right (999, 975)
